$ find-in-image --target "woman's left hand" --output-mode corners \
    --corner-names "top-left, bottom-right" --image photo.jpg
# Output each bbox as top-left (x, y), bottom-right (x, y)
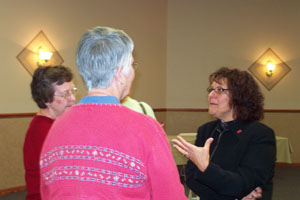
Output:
top-left (241, 187), bottom-right (262, 200)
top-left (172, 136), bottom-right (214, 172)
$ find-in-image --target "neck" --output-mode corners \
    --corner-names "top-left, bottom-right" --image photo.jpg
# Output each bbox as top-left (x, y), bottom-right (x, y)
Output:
top-left (88, 90), bottom-right (110, 97)
top-left (88, 87), bottom-right (121, 99)
top-left (37, 108), bottom-right (56, 119)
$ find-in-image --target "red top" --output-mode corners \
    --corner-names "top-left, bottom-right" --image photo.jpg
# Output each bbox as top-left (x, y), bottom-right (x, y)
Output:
top-left (23, 115), bottom-right (54, 200)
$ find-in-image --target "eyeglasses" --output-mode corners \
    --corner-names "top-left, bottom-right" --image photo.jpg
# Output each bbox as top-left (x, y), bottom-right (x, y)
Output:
top-left (207, 86), bottom-right (229, 94)
top-left (132, 62), bottom-right (138, 70)
top-left (54, 87), bottom-right (78, 99)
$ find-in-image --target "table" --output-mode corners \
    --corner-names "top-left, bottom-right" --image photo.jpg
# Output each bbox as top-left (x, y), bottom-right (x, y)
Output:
top-left (168, 133), bottom-right (293, 165)
top-left (276, 136), bottom-right (293, 163)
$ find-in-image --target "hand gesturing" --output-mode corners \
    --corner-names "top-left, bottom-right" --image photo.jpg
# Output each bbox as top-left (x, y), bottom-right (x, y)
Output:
top-left (172, 136), bottom-right (214, 172)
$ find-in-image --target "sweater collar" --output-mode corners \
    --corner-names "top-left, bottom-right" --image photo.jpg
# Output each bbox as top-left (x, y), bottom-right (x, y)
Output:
top-left (78, 96), bottom-right (120, 104)
top-left (218, 120), bottom-right (249, 135)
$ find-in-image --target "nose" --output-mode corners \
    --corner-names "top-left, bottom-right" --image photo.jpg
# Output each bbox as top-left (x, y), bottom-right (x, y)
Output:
top-left (68, 93), bottom-right (76, 103)
top-left (208, 90), bottom-right (216, 98)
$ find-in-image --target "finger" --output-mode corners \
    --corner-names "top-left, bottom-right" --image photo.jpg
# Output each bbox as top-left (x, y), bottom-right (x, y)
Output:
top-left (172, 139), bottom-right (186, 151)
top-left (256, 193), bottom-right (262, 199)
top-left (255, 187), bottom-right (262, 194)
top-left (176, 136), bottom-right (194, 150)
top-left (173, 144), bottom-right (186, 155)
top-left (253, 191), bottom-right (262, 199)
top-left (203, 137), bottom-right (214, 150)
top-left (172, 138), bottom-right (182, 146)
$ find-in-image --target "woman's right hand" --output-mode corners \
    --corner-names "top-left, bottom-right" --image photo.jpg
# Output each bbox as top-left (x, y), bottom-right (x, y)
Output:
top-left (172, 136), bottom-right (214, 172)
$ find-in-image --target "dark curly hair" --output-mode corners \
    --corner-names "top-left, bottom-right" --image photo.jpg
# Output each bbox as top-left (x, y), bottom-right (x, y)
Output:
top-left (209, 67), bottom-right (264, 121)
top-left (31, 66), bottom-right (73, 109)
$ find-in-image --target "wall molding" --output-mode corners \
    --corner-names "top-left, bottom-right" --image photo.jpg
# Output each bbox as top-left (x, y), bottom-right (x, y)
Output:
top-left (0, 113), bottom-right (35, 118)
top-left (154, 108), bottom-right (208, 112)
top-left (0, 185), bottom-right (26, 195)
top-left (0, 109), bottom-right (300, 118)
top-left (154, 108), bottom-right (300, 113)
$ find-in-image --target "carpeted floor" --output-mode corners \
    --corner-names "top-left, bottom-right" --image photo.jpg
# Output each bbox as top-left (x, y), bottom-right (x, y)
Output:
top-left (272, 166), bottom-right (300, 200)
top-left (0, 166), bottom-right (299, 200)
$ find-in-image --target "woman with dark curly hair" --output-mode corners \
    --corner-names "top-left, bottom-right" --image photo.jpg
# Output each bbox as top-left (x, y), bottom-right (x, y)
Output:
top-left (173, 67), bottom-right (276, 200)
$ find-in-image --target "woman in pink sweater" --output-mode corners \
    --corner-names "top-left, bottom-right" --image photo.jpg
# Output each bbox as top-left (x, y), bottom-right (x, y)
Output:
top-left (40, 26), bottom-right (187, 200)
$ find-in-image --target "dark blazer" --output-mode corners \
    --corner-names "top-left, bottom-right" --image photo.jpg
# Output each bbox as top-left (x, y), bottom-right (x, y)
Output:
top-left (185, 120), bottom-right (276, 200)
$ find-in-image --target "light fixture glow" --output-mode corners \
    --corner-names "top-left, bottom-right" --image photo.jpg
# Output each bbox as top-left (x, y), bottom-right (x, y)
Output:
top-left (38, 47), bottom-right (53, 66)
top-left (39, 49), bottom-right (53, 61)
top-left (266, 61), bottom-right (276, 71)
top-left (266, 60), bottom-right (276, 77)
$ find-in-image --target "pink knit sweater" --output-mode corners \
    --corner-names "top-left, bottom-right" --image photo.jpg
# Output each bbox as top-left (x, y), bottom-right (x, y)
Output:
top-left (40, 103), bottom-right (187, 200)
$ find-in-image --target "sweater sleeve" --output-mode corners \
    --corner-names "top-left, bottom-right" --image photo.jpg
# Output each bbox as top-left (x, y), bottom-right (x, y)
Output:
top-left (192, 124), bottom-right (276, 198)
top-left (146, 121), bottom-right (187, 200)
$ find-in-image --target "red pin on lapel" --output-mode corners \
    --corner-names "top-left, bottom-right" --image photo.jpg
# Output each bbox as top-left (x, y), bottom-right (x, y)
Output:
top-left (237, 129), bottom-right (242, 134)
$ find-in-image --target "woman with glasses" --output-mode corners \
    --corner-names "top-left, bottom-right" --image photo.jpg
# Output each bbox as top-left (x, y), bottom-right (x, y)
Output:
top-left (173, 67), bottom-right (276, 200)
top-left (23, 66), bottom-right (76, 200)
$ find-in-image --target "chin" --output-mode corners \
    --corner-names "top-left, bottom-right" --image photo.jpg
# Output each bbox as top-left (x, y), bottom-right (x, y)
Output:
top-left (208, 110), bottom-right (217, 118)
top-left (208, 108), bottom-right (214, 114)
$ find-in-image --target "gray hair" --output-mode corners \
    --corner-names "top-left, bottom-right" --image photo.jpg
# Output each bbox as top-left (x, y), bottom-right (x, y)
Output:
top-left (76, 26), bottom-right (134, 90)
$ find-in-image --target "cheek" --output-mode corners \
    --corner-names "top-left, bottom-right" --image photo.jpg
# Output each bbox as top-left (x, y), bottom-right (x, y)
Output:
top-left (54, 98), bottom-right (64, 105)
top-left (221, 101), bottom-right (231, 111)
top-left (128, 75), bottom-right (134, 84)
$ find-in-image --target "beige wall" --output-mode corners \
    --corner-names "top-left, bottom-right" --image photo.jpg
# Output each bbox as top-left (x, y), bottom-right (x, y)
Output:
top-left (0, 0), bottom-right (167, 114)
top-left (167, 0), bottom-right (300, 109)
top-left (0, 116), bottom-right (32, 190)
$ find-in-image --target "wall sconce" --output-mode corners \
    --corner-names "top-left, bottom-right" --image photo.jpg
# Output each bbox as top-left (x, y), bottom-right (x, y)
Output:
top-left (266, 60), bottom-right (276, 77)
top-left (248, 48), bottom-right (291, 91)
top-left (38, 47), bottom-right (53, 66)
top-left (17, 31), bottom-right (64, 76)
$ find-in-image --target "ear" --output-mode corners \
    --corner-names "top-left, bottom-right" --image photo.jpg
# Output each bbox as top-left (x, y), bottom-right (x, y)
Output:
top-left (44, 102), bottom-right (51, 108)
top-left (114, 66), bottom-right (125, 84)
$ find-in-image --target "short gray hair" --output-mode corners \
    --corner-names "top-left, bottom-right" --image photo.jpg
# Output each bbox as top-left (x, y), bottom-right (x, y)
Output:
top-left (76, 26), bottom-right (134, 90)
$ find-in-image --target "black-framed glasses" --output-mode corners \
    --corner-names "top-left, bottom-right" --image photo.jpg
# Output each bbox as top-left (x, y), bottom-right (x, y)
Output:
top-left (132, 62), bottom-right (138, 70)
top-left (54, 87), bottom-right (78, 99)
top-left (207, 86), bottom-right (229, 94)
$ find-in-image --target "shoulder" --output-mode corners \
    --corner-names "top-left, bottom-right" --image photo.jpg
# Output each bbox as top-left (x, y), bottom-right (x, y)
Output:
top-left (122, 96), bottom-right (139, 106)
top-left (27, 115), bottom-right (53, 134)
top-left (247, 121), bottom-right (275, 136)
top-left (24, 116), bottom-right (53, 147)
top-left (64, 103), bottom-right (158, 132)
top-left (121, 97), bottom-right (146, 115)
top-left (140, 101), bottom-right (156, 118)
top-left (140, 101), bottom-right (152, 109)
top-left (244, 121), bottom-right (276, 143)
